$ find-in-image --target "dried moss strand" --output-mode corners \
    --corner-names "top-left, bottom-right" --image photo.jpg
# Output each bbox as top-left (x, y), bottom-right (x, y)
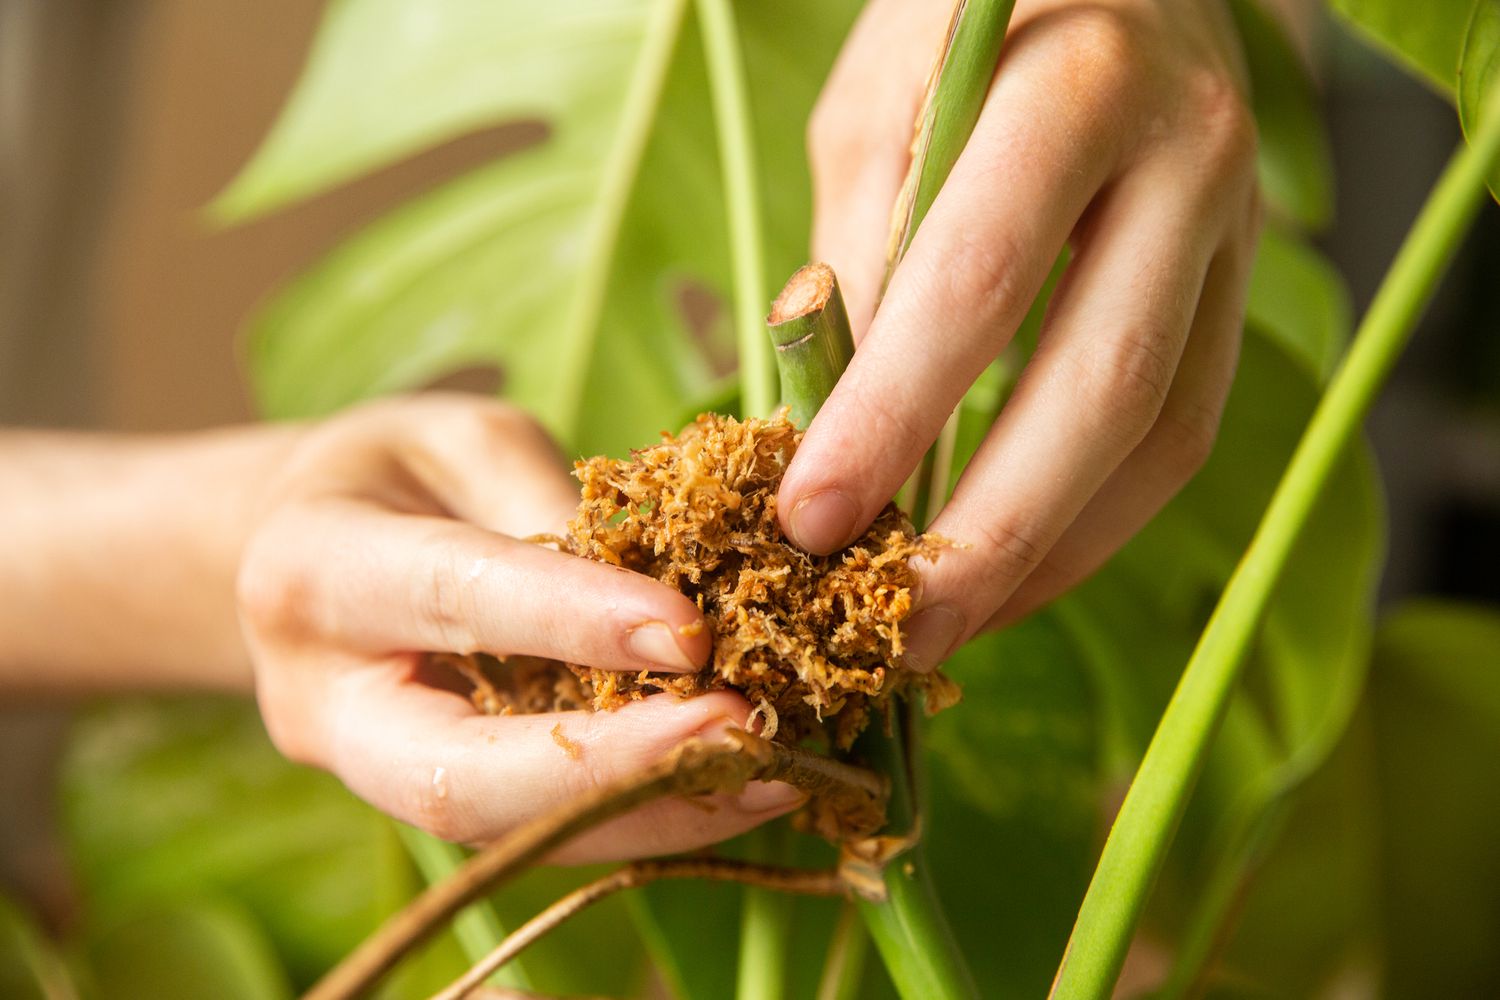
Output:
top-left (434, 859), bottom-right (847, 1000)
top-left (766, 263), bottom-right (855, 426)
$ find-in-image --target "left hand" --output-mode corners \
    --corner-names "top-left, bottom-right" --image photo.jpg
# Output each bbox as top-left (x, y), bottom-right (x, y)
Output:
top-left (780, 0), bottom-right (1261, 667)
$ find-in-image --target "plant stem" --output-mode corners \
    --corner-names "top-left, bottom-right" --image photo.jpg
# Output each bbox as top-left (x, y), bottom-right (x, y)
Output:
top-left (885, 0), bottom-right (1018, 280)
top-left (435, 858), bottom-right (845, 1000)
top-left (1050, 90), bottom-right (1500, 1000)
top-left (395, 825), bottom-right (524, 991)
top-left (696, 0), bottom-right (776, 419)
top-left (554, 0), bottom-right (687, 444)
top-left (855, 706), bottom-right (978, 1000)
top-left (816, 901), bottom-right (869, 1000)
top-left (846, 2), bottom-right (1018, 996)
top-left (735, 826), bottom-right (794, 1000)
top-left (767, 263), bottom-right (855, 426)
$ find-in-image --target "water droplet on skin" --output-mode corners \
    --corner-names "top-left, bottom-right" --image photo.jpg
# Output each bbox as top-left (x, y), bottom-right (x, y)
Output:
top-left (432, 766), bottom-right (449, 800)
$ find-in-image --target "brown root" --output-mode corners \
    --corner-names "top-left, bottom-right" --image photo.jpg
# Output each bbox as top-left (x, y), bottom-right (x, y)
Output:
top-left (432, 858), bottom-right (848, 1000)
top-left (306, 731), bottom-right (885, 1000)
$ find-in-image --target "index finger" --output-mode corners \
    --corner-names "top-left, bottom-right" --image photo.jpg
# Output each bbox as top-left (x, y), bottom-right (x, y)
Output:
top-left (779, 59), bottom-right (1118, 553)
top-left (238, 498), bottom-right (711, 673)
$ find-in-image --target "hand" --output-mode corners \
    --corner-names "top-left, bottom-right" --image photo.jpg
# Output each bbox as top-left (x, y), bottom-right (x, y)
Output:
top-left (237, 395), bottom-right (802, 858)
top-left (782, 0), bottom-right (1260, 666)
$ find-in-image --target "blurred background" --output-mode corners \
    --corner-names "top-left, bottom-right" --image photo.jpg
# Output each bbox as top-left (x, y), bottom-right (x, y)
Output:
top-left (2, 0), bottom-right (1497, 993)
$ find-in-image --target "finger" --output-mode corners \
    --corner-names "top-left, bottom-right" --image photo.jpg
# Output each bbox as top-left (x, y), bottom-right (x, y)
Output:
top-left (990, 226), bottom-right (1255, 627)
top-left (904, 159), bottom-right (1236, 671)
top-left (318, 668), bottom-right (802, 858)
top-left (808, 0), bottom-right (955, 335)
top-left (299, 394), bottom-right (581, 539)
top-left (782, 44), bottom-right (1126, 555)
top-left (397, 395), bottom-right (581, 539)
top-left (238, 498), bottom-right (710, 672)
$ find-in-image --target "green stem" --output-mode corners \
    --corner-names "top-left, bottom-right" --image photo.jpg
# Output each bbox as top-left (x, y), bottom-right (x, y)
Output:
top-left (764, 262), bottom-right (972, 998)
top-left (767, 263), bottom-right (855, 426)
top-left (741, 262), bottom-right (855, 999)
top-left (850, 3), bottom-right (1018, 996)
top-left (554, 0), bottom-right (687, 443)
top-left (697, 0), bottom-right (776, 419)
top-left (1050, 91), bottom-right (1500, 1000)
top-left (735, 826), bottom-right (794, 1000)
top-left (816, 901), bottom-right (870, 1000)
top-left (885, 0), bottom-right (1018, 280)
top-left (855, 707), bottom-right (978, 1000)
top-left (395, 826), bottom-right (525, 991)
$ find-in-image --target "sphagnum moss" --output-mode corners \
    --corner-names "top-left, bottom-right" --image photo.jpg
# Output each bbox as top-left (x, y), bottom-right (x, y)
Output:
top-left (445, 410), bottom-right (959, 761)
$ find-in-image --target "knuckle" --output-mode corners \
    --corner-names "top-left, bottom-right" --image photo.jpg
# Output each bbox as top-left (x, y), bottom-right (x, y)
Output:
top-left (254, 677), bottom-right (321, 767)
top-left (419, 538), bottom-right (480, 654)
top-left (469, 397), bottom-right (531, 437)
top-left (856, 390), bottom-right (926, 461)
top-left (806, 92), bottom-right (863, 180)
top-left (1190, 73), bottom-right (1257, 175)
top-left (969, 517), bottom-right (1047, 584)
top-left (1057, 7), bottom-right (1141, 93)
top-left (938, 226), bottom-right (1031, 326)
top-left (236, 525), bottom-right (318, 640)
top-left (1075, 327), bottom-right (1177, 436)
top-left (260, 708), bottom-right (315, 767)
top-left (1156, 398), bottom-right (1223, 480)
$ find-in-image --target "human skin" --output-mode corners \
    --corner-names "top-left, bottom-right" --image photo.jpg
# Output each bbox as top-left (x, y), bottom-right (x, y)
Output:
top-left (782, 0), bottom-right (1262, 671)
top-left (0, 395), bottom-right (802, 859)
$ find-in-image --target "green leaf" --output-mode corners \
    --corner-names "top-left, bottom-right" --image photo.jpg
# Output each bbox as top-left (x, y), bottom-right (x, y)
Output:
top-left (1203, 707), bottom-right (1382, 997)
top-left (1330, 0), bottom-right (1485, 97)
top-left (1245, 224), bottom-right (1353, 384)
top-left (1458, 0), bottom-right (1500, 199)
top-left (487, 865), bottom-right (647, 997)
top-left (1228, 0), bottom-right (1335, 229)
top-left (81, 898), bottom-right (291, 1000)
top-left (1367, 601), bottom-right (1500, 996)
top-left (234, 0), bottom-right (859, 457)
top-left (924, 619), bottom-right (1102, 997)
top-left (212, 0), bottom-right (647, 222)
top-left (60, 699), bottom-right (397, 986)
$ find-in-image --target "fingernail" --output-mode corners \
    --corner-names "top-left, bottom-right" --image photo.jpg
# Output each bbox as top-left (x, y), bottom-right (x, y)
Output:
top-left (900, 605), bottom-right (965, 673)
top-left (788, 490), bottom-right (858, 553)
top-left (737, 780), bottom-right (806, 813)
top-left (627, 621), bottom-right (697, 672)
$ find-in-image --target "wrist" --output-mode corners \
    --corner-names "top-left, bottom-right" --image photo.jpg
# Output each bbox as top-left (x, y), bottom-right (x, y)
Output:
top-left (0, 422), bottom-right (305, 696)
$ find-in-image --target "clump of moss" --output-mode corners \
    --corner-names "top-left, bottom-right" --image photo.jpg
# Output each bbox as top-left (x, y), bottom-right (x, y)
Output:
top-left (561, 410), bottom-right (959, 750)
top-left (445, 410), bottom-right (958, 757)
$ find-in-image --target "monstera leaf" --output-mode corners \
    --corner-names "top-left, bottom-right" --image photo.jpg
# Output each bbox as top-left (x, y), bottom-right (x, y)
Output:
top-left (220, 0), bottom-right (860, 457)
